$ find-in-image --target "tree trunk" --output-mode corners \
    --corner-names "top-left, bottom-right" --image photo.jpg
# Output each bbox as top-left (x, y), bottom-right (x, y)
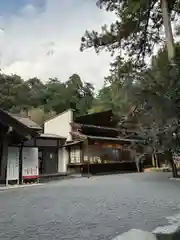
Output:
top-left (167, 150), bottom-right (177, 178)
top-left (154, 153), bottom-right (160, 168)
top-left (136, 159), bottom-right (140, 172)
top-left (152, 154), bottom-right (155, 167)
top-left (152, 153), bottom-right (157, 168)
top-left (161, 0), bottom-right (175, 62)
top-left (135, 153), bottom-right (144, 173)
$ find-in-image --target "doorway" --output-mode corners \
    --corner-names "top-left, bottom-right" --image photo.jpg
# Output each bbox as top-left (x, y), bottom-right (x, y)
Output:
top-left (38, 147), bottom-right (58, 175)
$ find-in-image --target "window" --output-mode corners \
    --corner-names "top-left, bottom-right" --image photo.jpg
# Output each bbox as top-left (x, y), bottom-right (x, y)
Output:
top-left (70, 148), bottom-right (80, 163)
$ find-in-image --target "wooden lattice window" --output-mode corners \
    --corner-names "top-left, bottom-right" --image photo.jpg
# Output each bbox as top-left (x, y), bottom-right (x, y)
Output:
top-left (70, 148), bottom-right (80, 163)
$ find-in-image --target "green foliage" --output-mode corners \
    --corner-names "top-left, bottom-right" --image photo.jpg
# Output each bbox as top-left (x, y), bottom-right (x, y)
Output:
top-left (80, 0), bottom-right (180, 63)
top-left (93, 43), bottom-right (180, 155)
top-left (90, 58), bottom-right (137, 118)
top-left (0, 73), bottom-right (95, 125)
top-left (27, 108), bottom-right (56, 126)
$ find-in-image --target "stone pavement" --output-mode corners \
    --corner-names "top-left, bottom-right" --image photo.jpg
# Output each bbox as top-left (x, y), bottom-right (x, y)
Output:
top-left (0, 183), bottom-right (44, 191)
top-left (0, 172), bottom-right (179, 239)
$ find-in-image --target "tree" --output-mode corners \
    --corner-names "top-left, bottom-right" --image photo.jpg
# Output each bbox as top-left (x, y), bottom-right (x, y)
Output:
top-left (121, 44), bottom-right (180, 176)
top-left (65, 74), bottom-right (84, 111)
top-left (43, 78), bottom-right (67, 113)
top-left (161, 0), bottom-right (175, 62)
top-left (80, 0), bottom-right (180, 176)
top-left (89, 86), bottom-right (113, 113)
top-left (65, 74), bottom-right (94, 116)
top-left (26, 77), bottom-right (45, 108)
top-left (92, 42), bottom-right (180, 176)
top-left (90, 58), bottom-right (138, 117)
top-left (80, 0), bottom-right (179, 64)
top-left (0, 73), bottom-right (95, 123)
top-left (0, 74), bottom-right (30, 112)
top-left (26, 108), bottom-right (56, 126)
top-left (76, 82), bottom-right (94, 116)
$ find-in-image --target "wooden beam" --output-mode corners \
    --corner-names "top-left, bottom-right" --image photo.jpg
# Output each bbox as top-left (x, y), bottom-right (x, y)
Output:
top-left (85, 139), bottom-right (90, 178)
top-left (70, 131), bottom-right (87, 139)
top-left (71, 122), bottom-right (119, 132)
top-left (71, 122), bottom-right (145, 135)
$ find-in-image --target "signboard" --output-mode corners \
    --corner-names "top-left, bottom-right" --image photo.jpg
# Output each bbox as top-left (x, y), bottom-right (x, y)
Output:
top-left (95, 142), bottom-right (122, 149)
top-left (7, 147), bottom-right (19, 181)
top-left (22, 147), bottom-right (39, 179)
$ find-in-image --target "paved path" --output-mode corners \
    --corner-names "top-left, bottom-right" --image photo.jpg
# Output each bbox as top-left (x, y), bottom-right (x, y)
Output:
top-left (0, 172), bottom-right (180, 240)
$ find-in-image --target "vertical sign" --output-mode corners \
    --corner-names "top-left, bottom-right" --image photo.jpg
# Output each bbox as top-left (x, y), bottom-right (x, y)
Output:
top-left (7, 147), bottom-right (19, 181)
top-left (22, 147), bottom-right (39, 179)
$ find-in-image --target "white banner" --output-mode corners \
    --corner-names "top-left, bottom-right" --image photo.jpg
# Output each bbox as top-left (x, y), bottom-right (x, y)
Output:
top-left (22, 147), bottom-right (39, 179)
top-left (7, 147), bottom-right (19, 181)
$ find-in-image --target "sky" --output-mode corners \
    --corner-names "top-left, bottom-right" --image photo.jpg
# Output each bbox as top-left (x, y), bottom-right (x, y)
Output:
top-left (0, 0), bottom-right (115, 89)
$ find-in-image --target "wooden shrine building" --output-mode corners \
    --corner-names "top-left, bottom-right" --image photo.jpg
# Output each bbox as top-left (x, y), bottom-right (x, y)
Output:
top-left (66, 110), bottom-right (139, 174)
top-left (44, 109), bottom-right (141, 175)
top-left (0, 109), bottom-right (42, 184)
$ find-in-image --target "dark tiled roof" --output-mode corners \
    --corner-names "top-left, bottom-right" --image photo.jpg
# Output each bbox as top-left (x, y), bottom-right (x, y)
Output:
top-left (64, 140), bottom-right (83, 147)
top-left (86, 135), bottom-right (142, 143)
top-left (10, 114), bottom-right (42, 130)
top-left (75, 110), bottom-right (116, 126)
top-left (71, 131), bottom-right (142, 143)
top-left (40, 133), bottom-right (66, 139)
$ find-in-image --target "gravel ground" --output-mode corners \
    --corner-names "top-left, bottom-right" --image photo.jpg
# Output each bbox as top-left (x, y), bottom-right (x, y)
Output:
top-left (0, 172), bottom-right (180, 240)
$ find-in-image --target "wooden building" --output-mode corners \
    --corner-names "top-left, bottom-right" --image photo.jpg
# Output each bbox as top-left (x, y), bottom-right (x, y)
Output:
top-left (44, 109), bottom-right (140, 175)
top-left (24, 133), bottom-right (66, 177)
top-left (0, 109), bottom-right (41, 184)
top-left (67, 111), bottom-right (139, 175)
top-left (0, 109), bottom-right (67, 185)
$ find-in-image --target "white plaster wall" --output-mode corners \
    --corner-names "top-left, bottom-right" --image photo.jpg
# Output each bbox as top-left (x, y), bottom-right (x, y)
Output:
top-left (58, 147), bottom-right (68, 173)
top-left (44, 109), bottom-right (73, 141)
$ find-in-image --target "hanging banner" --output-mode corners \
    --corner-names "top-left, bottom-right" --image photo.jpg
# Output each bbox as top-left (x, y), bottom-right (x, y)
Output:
top-left (7, 147), bottom-right (19, 181)
top-left (23, 147), bottom-right (39, 179)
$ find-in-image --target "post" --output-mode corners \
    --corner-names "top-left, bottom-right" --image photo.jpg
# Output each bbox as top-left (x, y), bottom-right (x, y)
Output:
top-left (85, 139), bottom-right (90, 178)
top-left (18, 142), bottom-right (24, 185)
top-left (167, 150), bottom-right (177, 178)
top-left (80, 142), bottom-right (84, 176)
top-left (1, 136), bottom-right (8, 185)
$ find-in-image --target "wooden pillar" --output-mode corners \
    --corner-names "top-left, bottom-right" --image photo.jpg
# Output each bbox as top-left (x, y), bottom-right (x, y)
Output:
top-left (85, 139), bottom-right (91, 178)
top-left (80, 142), bottom-right (85, 163)
top-left (1, 136), bottom-right (8, 185)
top-left (18, 142), bottom-right (24, 185)
top-left (68, 147), bottom-right (71, 164)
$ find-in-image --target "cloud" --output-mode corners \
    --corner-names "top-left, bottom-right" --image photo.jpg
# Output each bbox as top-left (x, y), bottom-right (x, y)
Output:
top-left (0, 0), bottom-right (116, 89)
